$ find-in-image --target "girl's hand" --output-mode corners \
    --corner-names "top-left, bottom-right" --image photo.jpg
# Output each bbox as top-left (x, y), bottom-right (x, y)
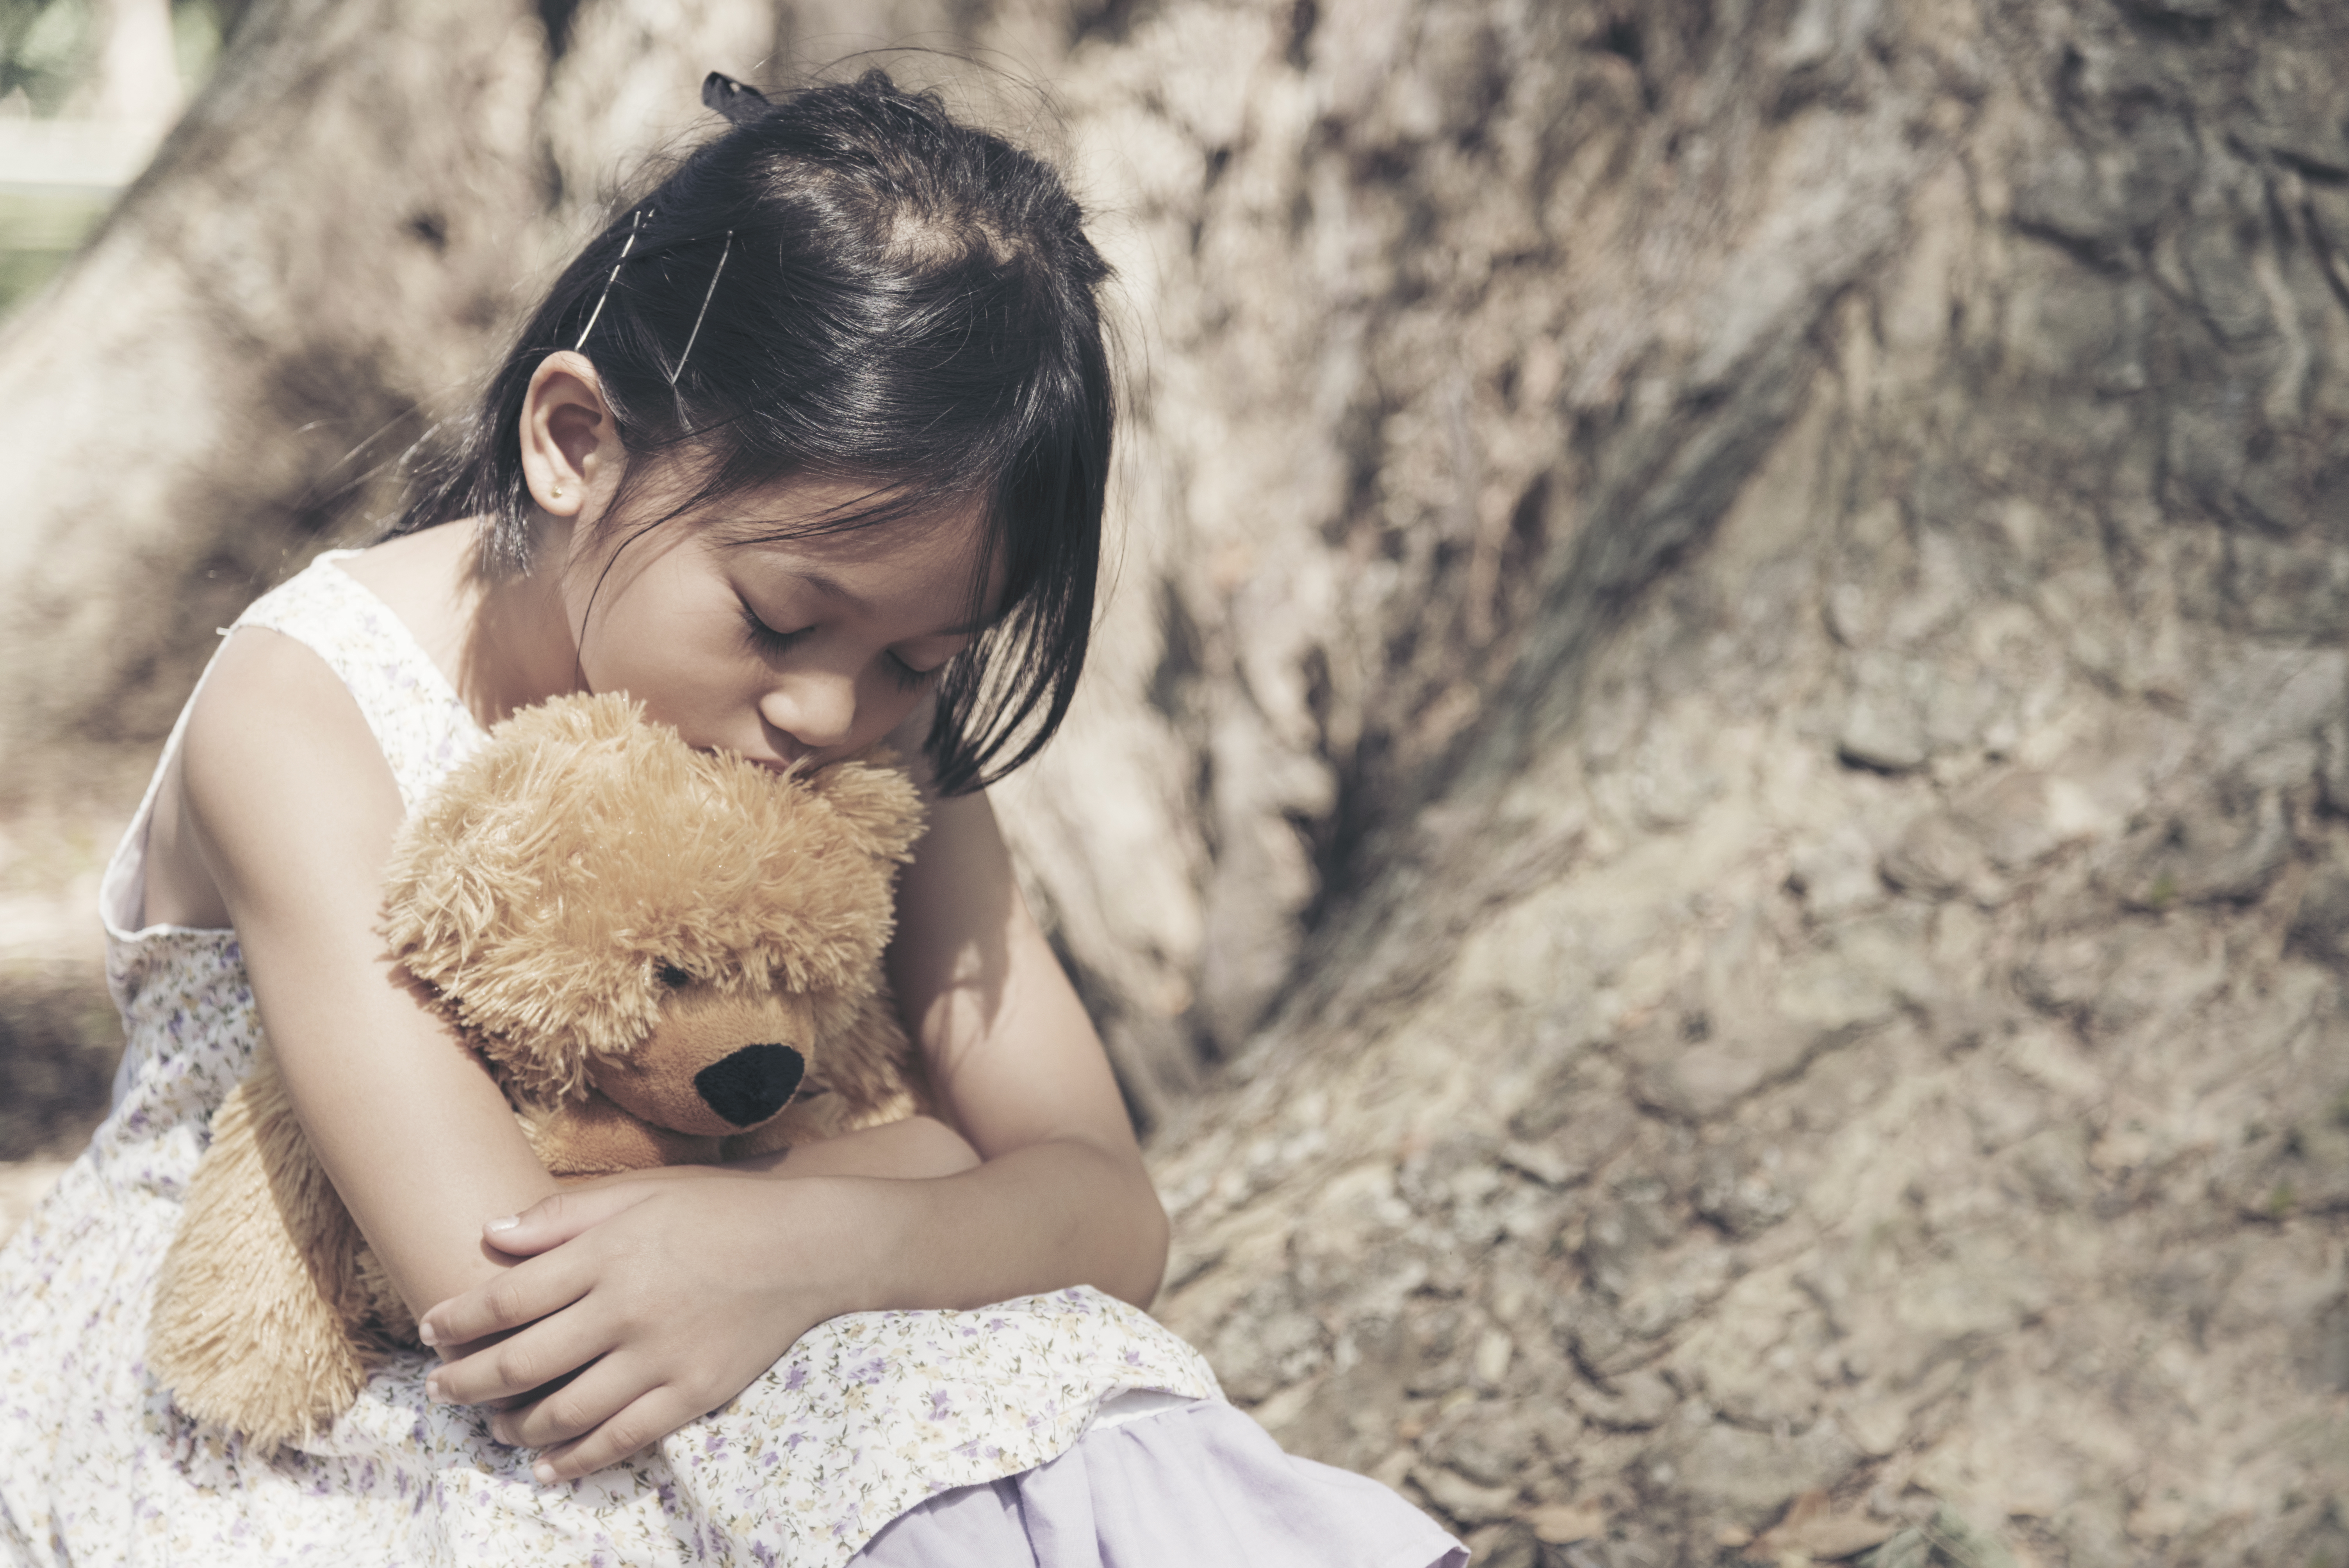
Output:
top-left (421, 1172), bottom-right (884, 1482)
top-left (422, 1117), bottom-right (980, 1480)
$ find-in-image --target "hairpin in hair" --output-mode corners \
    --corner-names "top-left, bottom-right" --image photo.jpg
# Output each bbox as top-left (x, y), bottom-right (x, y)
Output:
top-left (574, 207), bottom-right (646, 351)
top-left (668, 229), bottom-right (733, 421)
top-left (702, 71), bottom-right (772, 127)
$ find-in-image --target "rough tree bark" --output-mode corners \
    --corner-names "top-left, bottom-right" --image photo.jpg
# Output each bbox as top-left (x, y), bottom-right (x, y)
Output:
top-left (4, 1), bottom-right (2348, 1565)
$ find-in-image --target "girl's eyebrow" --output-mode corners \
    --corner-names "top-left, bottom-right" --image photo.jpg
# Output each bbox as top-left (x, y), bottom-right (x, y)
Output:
top-left (799, 570), bottom-right (870, 613)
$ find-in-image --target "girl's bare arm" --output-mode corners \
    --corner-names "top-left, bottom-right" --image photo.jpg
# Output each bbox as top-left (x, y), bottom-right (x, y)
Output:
top-left (178, 628), bottom-right (562, 1320)
top-left (873, 785), bottom-right (1171, 1308)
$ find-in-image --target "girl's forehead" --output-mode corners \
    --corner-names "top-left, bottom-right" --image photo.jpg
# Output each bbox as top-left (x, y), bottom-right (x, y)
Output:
top-left (724, 499), bottom-right (987, 573)
top-left (699, 473), bottom-right (978, 547)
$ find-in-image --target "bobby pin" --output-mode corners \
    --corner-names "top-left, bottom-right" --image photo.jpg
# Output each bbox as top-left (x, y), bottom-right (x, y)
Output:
top-left (574, 208), bottom-right (647, 351)
top-left (669, 228), bottom-right (734, 419)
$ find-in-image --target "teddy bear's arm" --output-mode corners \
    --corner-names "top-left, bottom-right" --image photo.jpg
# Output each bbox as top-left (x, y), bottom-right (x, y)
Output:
top-left (830, 980), bottom-right (935, 1128)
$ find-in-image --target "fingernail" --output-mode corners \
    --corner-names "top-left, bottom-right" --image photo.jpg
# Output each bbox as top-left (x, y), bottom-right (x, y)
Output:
top-left (424, 1375), bottom-right (441, 1403)
top-left (485, 1214), bottom-right (520, 1234)
top-left (533, 1462), bottom-right (557, 1485)
top-left (417, 1321), bottom-right (438, 1347)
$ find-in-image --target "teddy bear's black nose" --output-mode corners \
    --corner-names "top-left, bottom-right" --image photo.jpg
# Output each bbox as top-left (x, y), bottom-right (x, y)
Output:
top-left (695, 1044), bottom-right (806, 1127)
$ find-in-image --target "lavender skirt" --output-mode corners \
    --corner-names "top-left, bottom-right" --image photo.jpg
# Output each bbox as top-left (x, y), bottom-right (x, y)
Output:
top-left (851, 1396), bottom-right (1466, 1568)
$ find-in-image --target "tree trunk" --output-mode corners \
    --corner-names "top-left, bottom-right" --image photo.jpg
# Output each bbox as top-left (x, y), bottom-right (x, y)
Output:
top-left (0, 0), bottom-right (775, 800)
top-left (7, 0), bottom-right (2349, 1563)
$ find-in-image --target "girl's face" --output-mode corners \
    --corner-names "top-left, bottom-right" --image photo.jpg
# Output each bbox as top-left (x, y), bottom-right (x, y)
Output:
top-left (555, 476), bottom-right (994, 772)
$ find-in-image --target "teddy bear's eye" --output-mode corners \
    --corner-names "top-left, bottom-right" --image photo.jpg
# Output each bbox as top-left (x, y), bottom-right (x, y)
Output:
top-left (656, 963), bottom-right (693, 989)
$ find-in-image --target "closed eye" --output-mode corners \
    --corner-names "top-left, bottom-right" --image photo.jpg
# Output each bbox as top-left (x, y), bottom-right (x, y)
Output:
top-left (742, 597), bottom-right (950, 689)
top-left (739, 603), bottom-right (807, 657)
top-left (885, 650), bottom-right (941, 691)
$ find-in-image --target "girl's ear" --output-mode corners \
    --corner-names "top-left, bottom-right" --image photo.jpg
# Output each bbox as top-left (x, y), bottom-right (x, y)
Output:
top-left (518, 351), bottom-right (620, 520)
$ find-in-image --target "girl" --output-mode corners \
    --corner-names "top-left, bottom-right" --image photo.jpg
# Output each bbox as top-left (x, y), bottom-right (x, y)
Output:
top-left (0, 70), bottom-right (1465, 1567)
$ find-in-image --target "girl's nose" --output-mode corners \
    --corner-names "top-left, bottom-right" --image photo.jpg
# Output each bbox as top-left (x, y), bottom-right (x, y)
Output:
top-left (759, 673), bottom-right (856, 752)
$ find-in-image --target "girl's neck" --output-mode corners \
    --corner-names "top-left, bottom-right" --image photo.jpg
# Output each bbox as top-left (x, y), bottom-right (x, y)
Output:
top-left (458, 520), bottom-right (586, 728)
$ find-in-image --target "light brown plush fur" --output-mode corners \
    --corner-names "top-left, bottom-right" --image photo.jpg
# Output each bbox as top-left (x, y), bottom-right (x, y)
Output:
top-left (148, 692), bottom-right (929, 1448)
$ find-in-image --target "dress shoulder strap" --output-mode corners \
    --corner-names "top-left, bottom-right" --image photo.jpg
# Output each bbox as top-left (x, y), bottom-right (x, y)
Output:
top-left (230, 551), bottom-right (487, 812)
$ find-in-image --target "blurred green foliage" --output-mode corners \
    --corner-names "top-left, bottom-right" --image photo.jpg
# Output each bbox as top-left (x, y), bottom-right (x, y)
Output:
top-left (0, 0), bottom-right (243, 112)
top-left (0, 0), bottom-right (96, 114)
top-left (0, 0), bottom-right (243, 318)
top-left (0, 187), bottom-right (105, 313)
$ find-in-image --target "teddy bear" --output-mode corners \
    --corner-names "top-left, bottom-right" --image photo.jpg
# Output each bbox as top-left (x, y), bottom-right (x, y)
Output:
top-left (146, 691), bottom-right (930, 1449)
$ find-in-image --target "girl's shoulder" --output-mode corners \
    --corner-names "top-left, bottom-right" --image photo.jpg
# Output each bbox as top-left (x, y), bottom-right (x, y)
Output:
top-left (130, 540), bottom-right (477, 932)
top-left (328, 524), bottom-right (481, 698)
top-left (150, 532), bottom-right (492, 926)
top-left (141, 598), bottom-right (412, 930)
top-left (183, 531), bottom-right (490, 823)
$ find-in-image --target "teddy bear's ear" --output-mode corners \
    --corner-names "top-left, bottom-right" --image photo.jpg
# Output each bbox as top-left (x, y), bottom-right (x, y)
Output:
top-left (807, 750), bottom-right (927, 865)
top-left (678, 746), bottom-right (926, 998)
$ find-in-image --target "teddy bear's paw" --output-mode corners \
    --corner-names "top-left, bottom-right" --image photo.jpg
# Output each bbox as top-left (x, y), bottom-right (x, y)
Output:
top-left (151, 1202), bottom-right (380, 1448)
top-left (149, 1058), bottom-right (389, 1447)
top-left (160, 1338), bottom-right (374, 1451)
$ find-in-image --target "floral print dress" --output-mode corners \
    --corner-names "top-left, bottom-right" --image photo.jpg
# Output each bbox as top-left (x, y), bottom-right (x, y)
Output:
top-left (0, 553), bottom-right (1221, 1567)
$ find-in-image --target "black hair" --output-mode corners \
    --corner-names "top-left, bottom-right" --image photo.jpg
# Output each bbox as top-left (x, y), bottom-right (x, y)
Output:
top-left (394, 68), bottom-right (1113, 796)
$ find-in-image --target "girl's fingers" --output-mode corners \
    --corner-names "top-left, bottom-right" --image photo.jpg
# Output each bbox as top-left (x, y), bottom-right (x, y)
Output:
top-left (531, 1386), bottom-right (703, 1483)
top-left (488, 1352), bottom-right (644, 1451)
top-left (420, 1243), bottom-right (600, 1349)
top-left (476, 1181), bottom-right (661, 1259)
top-left (425, 1291), bottom-right (610, 1406)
